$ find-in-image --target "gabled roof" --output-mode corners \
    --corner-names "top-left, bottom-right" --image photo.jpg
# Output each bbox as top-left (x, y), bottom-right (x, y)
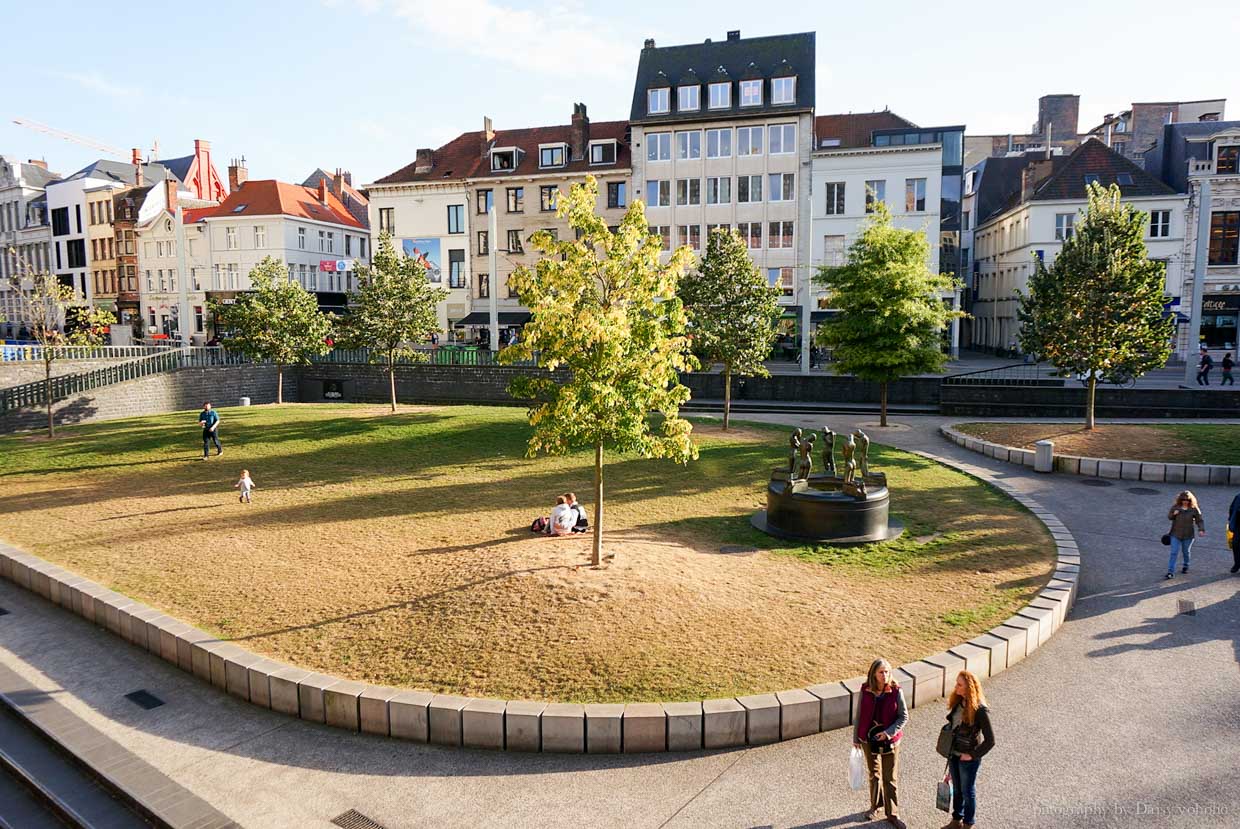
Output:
top-left (970, 154), bottom-right (1052, 225)
top-left (182, 179), bottom-right (365, 229)
top-left (813, 111), bottom-right (918, 149)
top-left (57, 158), bottom-right (176, 186)
top-left (373, 119), bottom-right (631, 185)
top-left (1029, 138), bottom-right (1177, 201)
top-left (19, 162), bottom-right (60, 188)
top-left (159, 154), bottom-right (195, 183)
top-left (629, 32), bottom-right (815, 125)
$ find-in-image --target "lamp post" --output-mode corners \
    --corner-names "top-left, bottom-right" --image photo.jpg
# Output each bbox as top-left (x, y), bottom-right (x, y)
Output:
top-left (1184, 179), bottom-right (1211, 385)
top-left (487, 204), bottom-right (499, 351)
top-left (174, 203), bottom-right (192, 347)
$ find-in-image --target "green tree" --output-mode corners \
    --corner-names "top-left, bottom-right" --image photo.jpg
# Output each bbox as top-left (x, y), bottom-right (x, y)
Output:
top-left (343, 232), bottom-right (448, 411)
top-left (5, 246), bottom-right (116, 438)
top-left (501, 176), bottom-right (699, 567)
top-left (211, 256), bottom-right (332, 403)
top-left (814, 202), bottom-right (964, 426)
top-left (680, 227), bottom-right (781, 430)
top-left (1018, 182), bottom-right (1173, 429)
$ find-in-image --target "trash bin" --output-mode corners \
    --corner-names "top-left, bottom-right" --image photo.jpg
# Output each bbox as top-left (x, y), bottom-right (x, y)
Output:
top-left (1034, 440), bottom-right (1053, 473)
top-left (240, 397), bottom-right (251, 407)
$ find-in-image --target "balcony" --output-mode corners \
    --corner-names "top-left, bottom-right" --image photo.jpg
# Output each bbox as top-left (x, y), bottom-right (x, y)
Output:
top-left (1188, 158), bottom-right (1216, 177)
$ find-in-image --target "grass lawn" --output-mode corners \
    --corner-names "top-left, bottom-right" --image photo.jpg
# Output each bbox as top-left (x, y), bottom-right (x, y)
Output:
top-left (954, 422), bottom-right (1240, 466)
top-left (0, 405), bottom-right (1054, 703)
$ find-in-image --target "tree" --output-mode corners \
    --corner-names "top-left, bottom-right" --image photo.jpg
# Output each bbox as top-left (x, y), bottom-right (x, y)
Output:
top-left (501, 176), bottom-right (698, 567)
top-left (211, 256), bottom-right (332, 403)
top-left (1018, 182), bottom-right (1173, 429)
top-left (814, 202), bottom-right (964, 427)
top-left (343, 232), bottom-right (448, 411)
top-left (680, 227), bottom-right (781, 430)
top-left (5, 247), bottom-right (116, 438)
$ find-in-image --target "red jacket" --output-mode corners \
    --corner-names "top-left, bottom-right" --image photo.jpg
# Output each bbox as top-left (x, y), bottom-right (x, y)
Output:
top-left (854, 683), bottom-right (906, 746)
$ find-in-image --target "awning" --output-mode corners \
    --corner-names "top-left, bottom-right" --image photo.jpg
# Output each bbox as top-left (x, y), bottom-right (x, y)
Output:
top-left (779, 305), bottom-right (801, 318)
top-left (811, 310), bottom-right (840, 323)
top-left (453, 311), bottom-right (532, 326)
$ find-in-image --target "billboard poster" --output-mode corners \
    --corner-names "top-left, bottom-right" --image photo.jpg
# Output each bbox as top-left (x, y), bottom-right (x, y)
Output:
top-left (402, 238), bottom-right (442, 282)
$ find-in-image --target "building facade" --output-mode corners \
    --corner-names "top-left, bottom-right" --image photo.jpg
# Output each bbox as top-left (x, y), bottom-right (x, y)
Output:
top-left (0, 156), bottom-right (59, 336)
top-left (1086, 99), bottom-right (1225, 162)
top-left (964, 94), bottom-right (1082, 169)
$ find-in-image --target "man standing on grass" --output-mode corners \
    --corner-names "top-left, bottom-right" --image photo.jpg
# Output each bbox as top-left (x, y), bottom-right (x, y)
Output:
top-left (198, 402), bottom-right (222, 460)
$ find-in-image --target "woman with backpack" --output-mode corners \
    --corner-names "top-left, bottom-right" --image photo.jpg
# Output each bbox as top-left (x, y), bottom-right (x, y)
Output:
top-left (1166, 490), bottom-right (1205, 579)
top-left (940, 671), bottom-right (995, 829)
top-left (853, 658), bottom-right (908, 829)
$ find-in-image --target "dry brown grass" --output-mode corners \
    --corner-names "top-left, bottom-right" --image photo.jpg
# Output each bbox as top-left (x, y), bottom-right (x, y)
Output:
top-left (955, 422), bottom-right (1199, 462)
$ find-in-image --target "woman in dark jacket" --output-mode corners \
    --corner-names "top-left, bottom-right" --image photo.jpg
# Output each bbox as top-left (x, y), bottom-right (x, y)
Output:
top-left (853, 658), bottom-right (908, 829)
top-left (942, 670), bottom-right (995, 829)
top-left (1167, 490), bottom-right (1205, 579)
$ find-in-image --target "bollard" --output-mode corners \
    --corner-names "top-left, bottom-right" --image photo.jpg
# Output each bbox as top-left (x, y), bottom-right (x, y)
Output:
top-left (239, 396), bottom-right (251, 407)
top-left (1034, 439), bottom-right (1054, 473)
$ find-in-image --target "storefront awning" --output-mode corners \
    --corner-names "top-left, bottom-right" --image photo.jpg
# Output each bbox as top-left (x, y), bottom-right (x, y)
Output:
top-left (811, 310), bottom-right (840, 323)
top-left (454, 311), bottom-right (532, 326)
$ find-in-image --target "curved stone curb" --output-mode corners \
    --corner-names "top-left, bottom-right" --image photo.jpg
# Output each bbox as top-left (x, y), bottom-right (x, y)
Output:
top-left (0, 450), bottom-right (1078, 754)
top-left (939, 425), bottom-right (1240, 486)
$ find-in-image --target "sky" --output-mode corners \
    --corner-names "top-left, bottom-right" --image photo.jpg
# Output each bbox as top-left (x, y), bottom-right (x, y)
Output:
top-left (3, 0), bottom-right (1238, 188)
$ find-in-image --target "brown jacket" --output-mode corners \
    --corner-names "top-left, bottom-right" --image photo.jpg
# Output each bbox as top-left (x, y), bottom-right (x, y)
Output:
top-left (1168, 507), bottom-right (1204, 540)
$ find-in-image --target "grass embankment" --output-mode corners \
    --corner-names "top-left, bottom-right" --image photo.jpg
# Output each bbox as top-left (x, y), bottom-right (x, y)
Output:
top-left (954, 422), bottom-right (1240, 466)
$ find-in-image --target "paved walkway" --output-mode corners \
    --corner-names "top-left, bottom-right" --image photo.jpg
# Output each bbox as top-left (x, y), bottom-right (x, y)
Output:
top-left (1, 415), bottom-right (1238, 828)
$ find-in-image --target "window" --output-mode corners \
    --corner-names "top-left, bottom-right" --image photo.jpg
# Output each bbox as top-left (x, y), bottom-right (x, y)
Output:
top-left (1209, 211), bottom-right (1240, 265)
top-left (772, 76), bottom-right (795, 105)
top-left (1217, 145), bottom-right (1239, 174)
top-left (318, 230), bottom-right (326, 251)
top-left (590, 142), bottom-right (616, 165)
top-left (159, 269), bottom-right (167, 291)
top-left (822, 235), bottom-right (847, 267)
top-left (507, 187), bottom-right (524, 213)
top-left (676, 178), bottom-right (701, 206)
top-left (647, 87), bottom-right (670, 114)
top-left (708, 82), bottom-right (731, 109)
top-left (378, 207), bottom-right (394, 234)
top-left (476, 189), bottom-right (493, 214)
top-left (298, 227), bottom-right (306, 249)
top-left (737, 175), bottom-right (763, 203)
top-left (646, 132), bottom-right (672, 162)
top-left (905, 178), bottom-right (927, 212)
top-left (1055, 213), bottom-right (1075, 241)
top-left (446, 204), bottom-right (464, 233)
top-left (1149, 210), bottom-right (1171, 238)
top-left (194, 306), bottom-right (204, 333)
top-left (66, 239), bottom-right (86, 268)
top-left (148, 308), bottom-right (156, 330)
top-left (477, 231), bottom-right (489, 255)
top-left (737, 126), bottom-right (763, 156)
top-left (539, 145), bottom-right (566, 168)
top-left (1115, 173), bottom-right (1133, 186)
top-left (677, 225), bottom-right (702, 250)
top-left (607, 181), bottom-right (627, 209)
top-left (360, 238), bottom-right (367, 258)
top-left (706, 223), bottom-right (732, 238)
top-left (769, 124), bottom-right (796, 154)
top-left (963, 210), bottom-right (971, 231)
top-left (676, 131), bottom-right (702, 160)
top-left (506, 276), bottom-right (520, 299)
top-left (507, 229), bottom-right (524, 254)
top-left (327, 231), bottom-right (335, 253)
top-left (448, 249), bottom-right (465, 288)
top-left (768, 221), bottom-right (794, 249)
top-left (706, 128), bottom-right (732, 158)
top-left (865, 180), bottom-right (886, 213)
top-left (767, 267), bottom-right (794, 296)
top-left (739, 79), bottom-right (762, 107)
top-left (1083, 173), bottom-right (1101, 186)
top-left (51, 207), bottom-right (69, 236)
top-left (706, 177), bottom-right (731, 205)
top-left (491, 149), bottom-right (516, 171)
top-left (146, 270), bottom-right (153, 291)
top-left (89, 202), bottom-right (97, 224)
top-left (768, 173), bottom-right (795, 202)
top-left (255, 225), bottom-right (267, 247)
top-left (825, 182), bottom-right (845, 215)
top-left (677, 85), bottom-right (700, 112)
top-left (647, 225), bottom-right (671, 251)
top-left (645, 180), bottom-right (671, 207)
top-left (738, 222), bottom-right (762, 249)
top-left (477, 273), bottom-right (489, 299)
top-left (223, 227), bottom-right (236, 250)
top-left (75, 205), bottom-right (81, 233)
top-left (345, 235), bottom-right (352, 255)
top-left (192, 268), bottom-right (201, 290)
top-left (535, 185), bottom-right (556, 212)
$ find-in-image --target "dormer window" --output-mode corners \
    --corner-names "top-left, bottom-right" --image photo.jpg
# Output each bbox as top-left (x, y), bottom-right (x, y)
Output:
top-left (708, 82), bottom-right (731, 109)
top-left (490, 148), bottom-right (519, 171)
top-left (677, 85), bottom-right (700, 112)
top-left (539, 144), bottom-right (567, 168)
top-left (740, 79), bottom-right (762, 107)
top-left (589, 140), bottom-right (617, 165)
top-left (772, 76), bottom-right (796, 105)
top-left (648, 87), bottom-right (670, 115)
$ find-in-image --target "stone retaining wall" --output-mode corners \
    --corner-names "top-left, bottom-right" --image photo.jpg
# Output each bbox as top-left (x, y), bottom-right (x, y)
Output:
top-left (941, 384), bottom-right (1240, 419)
top-left (682, 372), bottom-right (942, 406)
top-left (0, 449), bottom-right (1078, 754)
top-left (296, 363), bottom-right (562, 406)
top-left (0, 358), bottom-right (144, 388)
top-left (940, 425), bottom-right (1240, 486)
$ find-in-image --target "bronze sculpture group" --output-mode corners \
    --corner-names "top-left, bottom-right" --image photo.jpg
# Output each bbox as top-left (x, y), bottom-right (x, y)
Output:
top-left (784, 425), bottom-right (877, 499)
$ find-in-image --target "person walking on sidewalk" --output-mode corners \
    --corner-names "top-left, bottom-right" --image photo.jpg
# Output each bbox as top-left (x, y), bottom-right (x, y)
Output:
top-left (1228, 491), bottom-right (1240, 575)
top-left (1222, 353), bottom-right (1235, 386)
top-left (941, 671), bottom-right (995, 829)
top-left (1166, 490), bottom-right (1204, 579)
top-left (853, 658), bottom-right (908, 829)
top-left (198, 402), bottom-right (222, 460)
top-left (1196, 348), bottom-right (1214, 385)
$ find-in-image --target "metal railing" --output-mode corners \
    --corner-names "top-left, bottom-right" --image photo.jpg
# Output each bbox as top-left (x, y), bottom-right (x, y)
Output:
top-left (311, 345), bottom-right (540, 368)
top-left (1, 350), bottom-right (189, 415)
top-left (942, 361), bottom-right (1067, 386)
top-left (0, 343), bottom-right (184, 362)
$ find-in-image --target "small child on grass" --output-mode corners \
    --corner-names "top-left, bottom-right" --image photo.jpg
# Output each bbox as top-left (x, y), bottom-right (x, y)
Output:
top-left (234, 470), bottom-right (255, 504)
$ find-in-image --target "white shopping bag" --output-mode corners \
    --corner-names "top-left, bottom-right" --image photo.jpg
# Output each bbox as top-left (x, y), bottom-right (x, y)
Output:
top-left (848, 746), bottom-right (865, 791)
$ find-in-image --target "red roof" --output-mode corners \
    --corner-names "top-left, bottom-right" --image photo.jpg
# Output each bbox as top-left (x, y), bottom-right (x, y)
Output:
top-left (374, 120), bottom-right (631, 184)
top-left (182, 180), bottom-right (365, 229)
top-left (813, 111), bottom-right (918, 149)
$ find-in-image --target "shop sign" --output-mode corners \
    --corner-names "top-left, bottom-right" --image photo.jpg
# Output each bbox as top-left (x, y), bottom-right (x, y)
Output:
top-left (1202, 295), bottom-right (1240, 312)
top-left (319, 259), bottom-right (355, 272)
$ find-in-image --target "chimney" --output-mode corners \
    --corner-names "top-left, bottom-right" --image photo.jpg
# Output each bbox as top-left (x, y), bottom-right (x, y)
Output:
top-left (228, 156), bottom-right (248, 192)
top-left (132, 148), bottom-right (143, 187)
top-left (317, 178), bottom-right (328, 205)
top-left (342, 170), bottom-right (353, 186)
top-left (1020, 158), bottom-right (1056, 202)
top-left (414, 149), bottom-right (434, 174)
top-left (481, 116), bottom-right (495, 159)
top-left (165, 178), bottom-right (178, 214)
top-left (727, 29), bottom-right (740, 41)
top-left (332, 167), bottom-right (346, 198)
top-left (643, 37), bottom-right (655, 49)
top-left (192, 139), bottom-right (211, 200)
top-left (569, 103), bottom-right (590, 162)
top-left (27, 159), bottom-right (48, 170)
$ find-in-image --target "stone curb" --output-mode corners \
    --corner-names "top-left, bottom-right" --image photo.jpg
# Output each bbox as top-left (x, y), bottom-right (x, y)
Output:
top-left (939, 425), bottom-right (1240, 485)
top-left (0, 449), bottom-right (1076, 755)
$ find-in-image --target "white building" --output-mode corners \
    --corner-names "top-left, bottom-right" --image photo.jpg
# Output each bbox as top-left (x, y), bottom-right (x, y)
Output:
top-left (0, 156), bottom-right (59, 336)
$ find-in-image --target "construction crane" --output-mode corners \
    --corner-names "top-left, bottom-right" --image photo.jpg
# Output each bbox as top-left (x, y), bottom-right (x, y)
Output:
top-left (12, 118), bottom-right (126, 158)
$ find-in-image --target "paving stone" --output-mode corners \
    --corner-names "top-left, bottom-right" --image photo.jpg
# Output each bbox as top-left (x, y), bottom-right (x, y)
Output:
top-left (1185, 464), bottom-right (1211, 485)
top-left (504, 700), bottom-right (547, 752)
top-left (245, 659), bottom-right (279, 709)
top-left (1164, 463), bottom-right (1186, 483)
top-left (1098, 459), bottom-right (1122, 479)
top-left (389, 691), bottom-right (433, 743)
top-left (428, 695), bottom-right (471, 746)
top-left (584, 703), bottom-right (624, 753)
top-left (1018, 605), bottom-right (1056, 643)
top-left (988, 624), bottom-right (1029, 666)
top-left (1054, 455), bottom-right (1080, 474)
top-left (662, 702), bottom-right (703, 751)
top-left (806, 683), bottom-right (851, 731)
top-left (1028, 597), bottom-right (1064, 630)
top-left (128, 608), bottom-right (163, 651)
top-left (623, 703), bottom-right (667, 753)
top-left (1003, 614), bottom-right (1043, 652)
top-left (968, 633), bottom-right (1009, 676)
top-left (921, 652), bottom-right (965, 697)
top-left (1141, 462), bottom-right (1166, 483)
top-left (460, 698), bottom-right (506, 749)
top-left (159, 622), bottom-right (191, 666)
top-left (1230, 466), bottom-right (1240, 487)
top-left (297, 673), bottom-right (334, 723)
top-left (840, 676), bottom-right (866, 724)
top-left (540, 703), bottom-right (585, 753)
top-left (702, 698), bottom-right (746, 749)
top-left (1210, 465), bottom-right (1231, 485)
top-left (776, 689), bottom-right (819, 740)
top-left (324, 680), bottom-right (366, 731)
top-left (1079, 458), bottom-right (1099, 476)
top-left (268, 667), bottom-right (310, 717)
top-left (224, 650), bottom-right (262, 701)
top-left (359, 686), bottom-right (400, 736)
top-left (188, 638), bottom-right (222, 683)
top-left (737, 693), bottom-right (780, 745)
top-left (898, 661), bottom-right (945, 708)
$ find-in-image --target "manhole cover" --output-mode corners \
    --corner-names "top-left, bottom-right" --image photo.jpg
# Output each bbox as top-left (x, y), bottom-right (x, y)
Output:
top-left (332, 810), bottom-right (387, 829)
top-left (1127, 487), bottom-right (1160, 495)
top-left (1178, 599), bottom-right (1197, 616)
top-left (1079, 479), bottom-right (1114, 487)
top-left (719, 545), bottom-right (759, 555)
top-left (124, 690), bottom-right (165, 710)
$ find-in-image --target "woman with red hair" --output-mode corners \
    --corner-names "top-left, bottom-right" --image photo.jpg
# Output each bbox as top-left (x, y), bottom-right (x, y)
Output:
top-left (942, 670), bottom-right (995, 829)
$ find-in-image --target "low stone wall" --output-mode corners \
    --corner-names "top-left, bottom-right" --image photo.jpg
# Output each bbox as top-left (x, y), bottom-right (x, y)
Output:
top-left (296, 362), bottom-right (563, 406)
top-left (0, 358), bottom-right (144, 388)
top-left (941, 384), bottom-right (1240, 419)
top-left (682, 372), bottom-right (942, 406)
top-left (939, 425), bottom-right (1240, 485)
top-left (0, 449), bottom-right (1079, 754)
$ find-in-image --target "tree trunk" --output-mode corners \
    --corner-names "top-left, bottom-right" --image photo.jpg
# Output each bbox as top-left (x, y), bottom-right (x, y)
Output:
top-left (44, 357), bottom-right (54, 439)
top-left (592, 441), bottom-right (604, 567)
top-left (388, 357), bottom-right (397, 412)
top-left (1086, 374), bottom-right (1096, 430)
top-left (722, 365), bottom-right (732, 431)
top-left (277, 365), bottom-right (284, 404)
top-left (880, 381), bottom-right (889, 428)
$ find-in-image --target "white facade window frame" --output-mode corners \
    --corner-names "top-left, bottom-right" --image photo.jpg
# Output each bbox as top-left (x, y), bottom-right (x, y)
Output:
top-left (647, 87), bottom-right (670, 115)
top-left (708, 82), bottom-right (731, 109)
top-left (677, 85), bottom-right (700, 112)
top-left (772, 76), bottom-right (796, 105)
top-left (589, 140), bottom-right (618, 165)
top-left (739, 79), bottom-right (763, 107)
top-left (538, 143), bottom-right (568, 169)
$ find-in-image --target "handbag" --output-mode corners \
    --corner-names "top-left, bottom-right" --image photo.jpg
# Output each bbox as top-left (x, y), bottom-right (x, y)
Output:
top-left (936, 720), bottom-right (954, 758)
top-left (1160, 533), bottom-right (1171, 546)
top-left (935, 761), bottom-right (953, 812)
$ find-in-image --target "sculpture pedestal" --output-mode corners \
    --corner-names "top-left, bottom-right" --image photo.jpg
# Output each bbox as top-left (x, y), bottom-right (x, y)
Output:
top-left (751, 474), bottom-right (903, 545)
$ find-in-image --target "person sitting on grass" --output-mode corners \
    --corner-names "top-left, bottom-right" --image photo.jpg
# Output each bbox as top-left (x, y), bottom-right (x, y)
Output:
top-left (549, 495), bottom-right (576, 536)
top-left (563, 492), bottom-right (589, 533)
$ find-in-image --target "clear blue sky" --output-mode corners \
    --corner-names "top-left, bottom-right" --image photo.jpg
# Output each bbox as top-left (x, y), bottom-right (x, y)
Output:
top-left (4, 0), bottom-right (1237, 188)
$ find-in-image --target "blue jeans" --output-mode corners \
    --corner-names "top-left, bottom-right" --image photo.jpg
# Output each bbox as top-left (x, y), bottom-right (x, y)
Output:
top-left (203, 429), bottom-right (221, 457)
top-left (1168, 535), bottom-right (1194, 573)
top-left (949, 756), bottom-right (981, 824)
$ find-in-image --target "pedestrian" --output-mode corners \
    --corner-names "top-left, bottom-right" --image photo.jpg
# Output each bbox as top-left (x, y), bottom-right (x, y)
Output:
top-left (234, 469), bottom-right (255, 503)
top-left (853, 657), bottom-right (908, 829)
top-left (1196, 348), bottom-right (1213, 385)
top-left (198, 401), bottom-right (222, 460)
top-left (1222, 353), bottom-right (1235, 386)
top-left (941, 671), bottom-right (995, 829)
top-left (1166, 490), bottom-right (1204, 579)
top-left (1228, 490), bottom-right (1240, 575)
